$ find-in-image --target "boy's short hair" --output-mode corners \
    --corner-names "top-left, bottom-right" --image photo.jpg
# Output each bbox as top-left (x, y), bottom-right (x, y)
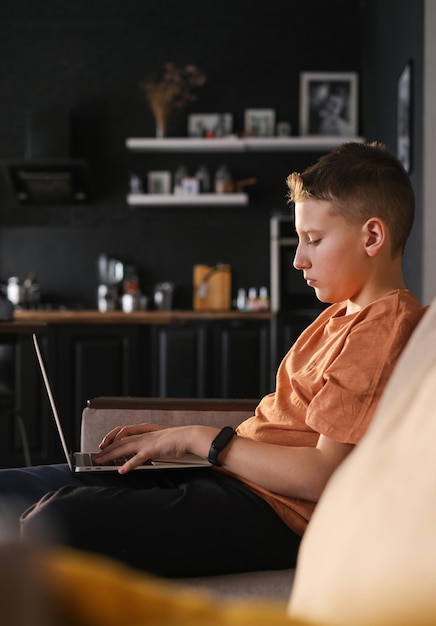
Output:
top-left (287, 141), bottom-right (415, 255)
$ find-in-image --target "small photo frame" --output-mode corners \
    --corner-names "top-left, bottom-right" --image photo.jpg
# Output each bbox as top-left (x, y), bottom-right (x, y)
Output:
top-left (299, 72), bottom-right (358, 136)
top-left (147, 171), bottom-right (171, 194)
top-left (397, 61), bottom-right (412, 173)
top-left (244, 109), bottom-right (276, 136)
top-left (188, 113), bottom-right (233, 137)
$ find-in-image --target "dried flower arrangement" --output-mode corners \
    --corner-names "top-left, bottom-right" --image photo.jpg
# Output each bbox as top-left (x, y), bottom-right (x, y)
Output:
top-left (140, 62), bottom-right (207, 137)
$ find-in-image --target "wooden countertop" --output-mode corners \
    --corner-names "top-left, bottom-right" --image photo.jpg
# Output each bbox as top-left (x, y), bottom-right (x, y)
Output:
top-left (13, 309), bottom-right (272, 325)
top-left (0, 319), bottom-right (48, 334)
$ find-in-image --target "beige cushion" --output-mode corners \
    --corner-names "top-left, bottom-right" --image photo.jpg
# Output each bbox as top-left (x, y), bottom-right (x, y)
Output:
top-left (288, 298), bottom-right (436, 626)
top-left (81, 408), bottom-right (252, 451)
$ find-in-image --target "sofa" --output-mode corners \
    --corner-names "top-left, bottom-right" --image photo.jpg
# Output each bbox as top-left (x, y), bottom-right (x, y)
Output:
top-left (81, 397), bottom-right (295, 603)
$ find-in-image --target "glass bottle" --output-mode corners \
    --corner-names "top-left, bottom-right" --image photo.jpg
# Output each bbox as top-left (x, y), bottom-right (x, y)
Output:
top-left (173, 165), bottom-right (188, 195)
top-left (123, 265), bottom-right (140, 295)
top-left (236, 288), bottom-right (247, 311)
top-left (247, 287), bottom-right (258, 311)
top-left (258, 286), bottom-right (270, 310)
top-left (195, 165), bottom-right (210, 193)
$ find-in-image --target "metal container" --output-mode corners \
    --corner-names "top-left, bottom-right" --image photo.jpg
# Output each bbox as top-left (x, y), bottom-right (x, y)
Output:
top-left (154, 282), bottom-right (175, 310)
top-left (98, 253), bottom-right (124, 285)
top-left (120, 293), bottom-right (137, 313)
top-left (7, 277), bottom-right (25, 306)
top-left (0, 293), bottom-right (13, 320)
top-left (97, 284), bottom-right (118, 312)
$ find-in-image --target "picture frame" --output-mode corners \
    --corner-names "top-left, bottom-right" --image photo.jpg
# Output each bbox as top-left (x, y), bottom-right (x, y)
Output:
top-left (244, 109), bottom-right (276, 137)
top-left (397, 61), bottom-right (413, 173)
top-left (147, 170), bottom-right (171, 194)
top-left (181, 177), bottom-right (199, 195)
top-left (299, 72), bottom-right (358, 136)
top-left (187, 113), bottom-right (233, 137)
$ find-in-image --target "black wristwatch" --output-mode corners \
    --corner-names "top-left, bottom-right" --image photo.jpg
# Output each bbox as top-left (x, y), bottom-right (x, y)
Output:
top-left (207, 426), bottom-right (236, 466)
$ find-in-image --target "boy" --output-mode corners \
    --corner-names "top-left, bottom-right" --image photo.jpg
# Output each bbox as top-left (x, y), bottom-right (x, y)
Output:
top-left (0, 142), bottom-right (425, 578)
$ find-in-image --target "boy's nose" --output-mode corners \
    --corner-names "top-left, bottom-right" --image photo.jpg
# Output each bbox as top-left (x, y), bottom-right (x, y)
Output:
top-left (293, 246), bottom-right (309, 270)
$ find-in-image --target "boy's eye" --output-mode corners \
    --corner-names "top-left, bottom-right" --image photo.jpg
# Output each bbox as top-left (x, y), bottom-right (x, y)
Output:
top-left (308, 238), bottom-right (321, 245)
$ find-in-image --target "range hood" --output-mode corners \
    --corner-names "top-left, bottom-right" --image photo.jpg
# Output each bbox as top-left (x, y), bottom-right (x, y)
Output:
top-left (4, 108), bottom-right (92, 205)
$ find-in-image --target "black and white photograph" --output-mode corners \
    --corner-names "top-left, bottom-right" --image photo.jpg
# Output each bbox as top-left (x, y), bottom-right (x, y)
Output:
top-left (244, 109), bottom-right (276, 136)
top-left (300, 72), bottom-right (358, 136)
top-left (397, 61), bottom-right (412, 173)
top-left (187, 113), bottom-right (233, 137)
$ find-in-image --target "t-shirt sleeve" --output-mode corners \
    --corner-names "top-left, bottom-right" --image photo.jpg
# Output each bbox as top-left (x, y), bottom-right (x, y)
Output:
top-left (306, 315), bottom-right (417, 444)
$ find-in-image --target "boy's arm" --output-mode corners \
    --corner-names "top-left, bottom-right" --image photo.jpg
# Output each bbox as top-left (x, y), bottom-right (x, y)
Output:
top-left (217, 431), bottom-right (354, 502)
top-left (97, 423), bottom-right (353, 503)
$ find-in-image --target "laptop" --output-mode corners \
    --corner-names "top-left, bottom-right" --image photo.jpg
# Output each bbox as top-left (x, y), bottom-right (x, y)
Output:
top-left (32, 333), bottom-right (210, 472)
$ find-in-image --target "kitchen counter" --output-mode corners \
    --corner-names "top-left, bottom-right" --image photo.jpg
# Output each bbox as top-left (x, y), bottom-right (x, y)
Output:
top-left (2, 308), bottom-right (273, 469)
top-left (0, 319), bottom-right (47, 333)
top-left (13, 309), bottom-right (272, 325)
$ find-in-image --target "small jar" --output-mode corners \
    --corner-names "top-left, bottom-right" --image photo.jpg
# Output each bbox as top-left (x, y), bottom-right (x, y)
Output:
top-left (123, 265), bottom-right (140, 295)
top-left (214, 165), bottom-right (231, 194)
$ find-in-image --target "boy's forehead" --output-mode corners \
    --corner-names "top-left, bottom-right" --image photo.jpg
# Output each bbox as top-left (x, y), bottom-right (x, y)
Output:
top-left (294, 198), bottom-right (335, 229)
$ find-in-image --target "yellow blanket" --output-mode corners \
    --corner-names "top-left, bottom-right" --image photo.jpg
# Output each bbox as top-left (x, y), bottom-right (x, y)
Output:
top-left (37, 546), bottom-right (310, 626)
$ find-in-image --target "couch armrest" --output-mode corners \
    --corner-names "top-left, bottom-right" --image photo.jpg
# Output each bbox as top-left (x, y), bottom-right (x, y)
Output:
top-left (81, 397), bottom-right (258, 451)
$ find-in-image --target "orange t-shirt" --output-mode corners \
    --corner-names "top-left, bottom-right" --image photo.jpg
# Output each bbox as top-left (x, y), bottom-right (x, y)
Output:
top-left (234, 289), bottom-right (426, 535)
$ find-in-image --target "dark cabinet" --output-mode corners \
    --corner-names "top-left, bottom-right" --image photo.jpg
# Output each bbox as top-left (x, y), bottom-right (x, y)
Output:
top-left (214, 321), bottom-right (270, 399)
top-left (48, 325), bottom-right (150, 457)
top-left (152, 324), bottom-right (209, 397)
top-left (0, 317), bottom-right (270, 467)
top-left (152, 319), bottom-right (270, 399)
top-left (0, 333), bottom-right (54, 468)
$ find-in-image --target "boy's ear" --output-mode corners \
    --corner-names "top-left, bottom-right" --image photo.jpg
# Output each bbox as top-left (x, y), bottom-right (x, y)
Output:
top-left (362, 218), bottom-right (387, 257)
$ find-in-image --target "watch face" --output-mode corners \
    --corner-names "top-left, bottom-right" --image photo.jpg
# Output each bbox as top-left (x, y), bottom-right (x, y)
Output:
top-left (208, 427), bottom-right (236, 466)
top-left (212, 427), bottom-right (235, 450)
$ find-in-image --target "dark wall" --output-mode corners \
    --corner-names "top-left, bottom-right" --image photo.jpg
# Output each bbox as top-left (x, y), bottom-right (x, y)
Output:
top-left (360, 0), bottom-right (424, 299)
top-left (1, 0), bottom-right (362, 308)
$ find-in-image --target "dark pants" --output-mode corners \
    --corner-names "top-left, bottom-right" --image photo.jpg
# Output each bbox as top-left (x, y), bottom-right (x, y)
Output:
top-left (0, 464), bottom-right (300, 578)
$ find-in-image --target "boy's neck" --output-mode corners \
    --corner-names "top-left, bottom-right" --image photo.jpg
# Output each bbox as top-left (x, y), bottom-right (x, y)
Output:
top-left (346, 281), bottom-right (406, 315)
top-left (345, 255), bottom-right (406, 315)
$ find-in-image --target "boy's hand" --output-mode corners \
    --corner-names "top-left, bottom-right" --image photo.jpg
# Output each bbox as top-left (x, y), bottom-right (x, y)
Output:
top-left (99, 422), bottom-right (168, 448)
top-left (94, 423), bottom-right (218, 474)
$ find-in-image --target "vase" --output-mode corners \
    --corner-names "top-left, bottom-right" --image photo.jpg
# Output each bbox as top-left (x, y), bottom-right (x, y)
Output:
top-left (154, 110), bottom-right (168, 138)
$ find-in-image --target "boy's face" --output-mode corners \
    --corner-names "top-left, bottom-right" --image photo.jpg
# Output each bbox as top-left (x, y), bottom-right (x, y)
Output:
top-left (293, 198), bottom-right (369, 306)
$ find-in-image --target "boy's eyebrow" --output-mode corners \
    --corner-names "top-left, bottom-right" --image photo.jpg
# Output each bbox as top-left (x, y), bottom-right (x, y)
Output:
top-left (294, 227), bottom-right (324, 235)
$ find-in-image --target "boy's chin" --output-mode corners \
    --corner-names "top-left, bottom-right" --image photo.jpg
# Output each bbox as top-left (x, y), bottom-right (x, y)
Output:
top-left (313, 289), bottom-right (331, 304)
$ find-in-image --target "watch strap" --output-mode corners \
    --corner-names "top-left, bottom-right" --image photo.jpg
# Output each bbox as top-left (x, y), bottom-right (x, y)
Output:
top-left (207, 426), bottom-right (236, 466)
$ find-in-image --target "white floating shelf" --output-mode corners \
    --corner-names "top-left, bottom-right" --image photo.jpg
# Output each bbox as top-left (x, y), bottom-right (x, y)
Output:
top-left (126, 137), bottom-right (244, 152)
top-left (243, 136), bottom-right (365, 151)
top-left (126, 136), bottom-right (365, 153)
top-left (127, 193), bottom-right (249, 207)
